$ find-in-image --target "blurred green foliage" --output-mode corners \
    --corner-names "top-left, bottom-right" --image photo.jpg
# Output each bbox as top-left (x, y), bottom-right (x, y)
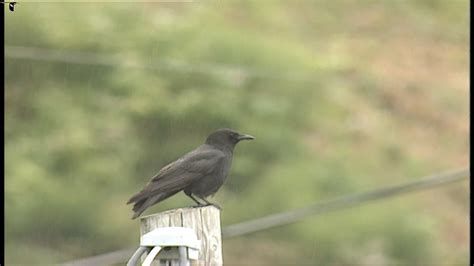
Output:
top-left (5, 0), bottom-right (468, 265)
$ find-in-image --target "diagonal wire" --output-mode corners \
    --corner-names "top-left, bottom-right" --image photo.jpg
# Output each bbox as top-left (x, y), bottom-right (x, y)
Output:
top-left (61, 167), bottom-right (469, 265)
top-left (222, 167), bottom-right (469, 237)
top-left (5, 45), bottom-right (318, 83)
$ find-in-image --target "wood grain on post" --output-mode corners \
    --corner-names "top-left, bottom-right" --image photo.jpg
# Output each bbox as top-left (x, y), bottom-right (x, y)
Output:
top-left (140, 206), bottom-right (223, 266)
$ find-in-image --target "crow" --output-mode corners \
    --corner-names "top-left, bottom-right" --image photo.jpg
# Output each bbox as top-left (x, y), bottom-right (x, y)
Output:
top-left (127, 128), bottom-right (255, 219)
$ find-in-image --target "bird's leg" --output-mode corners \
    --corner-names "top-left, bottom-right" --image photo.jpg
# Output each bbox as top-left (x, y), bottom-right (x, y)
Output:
top-left (200, 197), bottom-right (221, 210)
top-left (186, 194), bottom-right (205, 207)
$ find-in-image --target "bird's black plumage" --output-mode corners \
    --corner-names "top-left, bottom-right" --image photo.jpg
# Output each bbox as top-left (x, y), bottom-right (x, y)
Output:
top-left (127, 128), bottom-right (255, 219)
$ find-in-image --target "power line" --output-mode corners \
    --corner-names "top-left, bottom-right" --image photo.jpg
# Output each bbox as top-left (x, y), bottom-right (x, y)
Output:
top-left (5, 45), bottom-right (317, 83)
top-left (60, 167), bottom-right (469, 266)
top-left (62, 248), bottom-right (136, 266)
top-left (222, 167), bottom-right (469, 237)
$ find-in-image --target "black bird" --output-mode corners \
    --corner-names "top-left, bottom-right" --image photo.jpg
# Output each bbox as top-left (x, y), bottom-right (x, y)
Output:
top-left (127, 128), bottom-right (255, 219)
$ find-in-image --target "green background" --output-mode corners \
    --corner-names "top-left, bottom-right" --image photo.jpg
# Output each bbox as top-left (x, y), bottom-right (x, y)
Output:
top-left (5, 0), bottom-right (469, 265)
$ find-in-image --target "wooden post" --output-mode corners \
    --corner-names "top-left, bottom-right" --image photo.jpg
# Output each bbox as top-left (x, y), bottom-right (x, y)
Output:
top-left (140, 206), bottom-right (223, 265)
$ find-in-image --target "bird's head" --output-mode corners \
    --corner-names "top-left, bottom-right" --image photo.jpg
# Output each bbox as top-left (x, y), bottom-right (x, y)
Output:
top-left (205, 128), bottom-right (255, 149)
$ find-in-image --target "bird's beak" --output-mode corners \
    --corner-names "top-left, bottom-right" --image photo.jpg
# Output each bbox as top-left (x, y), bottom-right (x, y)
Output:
top-left (237, 134), bottom-right (256, 141)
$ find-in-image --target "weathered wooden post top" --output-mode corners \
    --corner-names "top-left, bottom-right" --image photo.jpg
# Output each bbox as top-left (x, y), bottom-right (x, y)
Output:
top-left (128, 206), bottom-right (223, 266)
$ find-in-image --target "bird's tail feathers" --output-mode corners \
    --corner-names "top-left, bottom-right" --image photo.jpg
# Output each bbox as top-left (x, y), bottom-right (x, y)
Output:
top-left (127, 188), bottom-right (154, 204)
top-left (131, 190), bottom-right (180, 219)
top-left (131, 194), bottom-right (160, 219)
top-left (127, 192), bottom-right (144, 205)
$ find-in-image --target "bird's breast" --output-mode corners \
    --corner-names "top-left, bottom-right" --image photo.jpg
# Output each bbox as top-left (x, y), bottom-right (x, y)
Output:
top-left (188, 153), bottom-right (233, 197)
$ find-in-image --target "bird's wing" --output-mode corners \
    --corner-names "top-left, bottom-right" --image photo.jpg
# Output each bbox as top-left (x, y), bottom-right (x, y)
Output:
top-left (128, 146), bottom-right (225, 204)
top-left (150, 147), bottom-right (225, 188)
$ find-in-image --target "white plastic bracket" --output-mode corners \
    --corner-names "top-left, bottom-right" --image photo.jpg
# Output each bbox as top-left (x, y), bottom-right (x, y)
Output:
top-left (127, 227), bottom-right (201, 266)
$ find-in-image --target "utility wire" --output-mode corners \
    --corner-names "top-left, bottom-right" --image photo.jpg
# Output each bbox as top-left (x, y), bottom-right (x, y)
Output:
top-left (62, 249), bottom-right (136, 266)
top-left (5, 45), bottom-right (317, 83)
top-left (222, 167), bottom-right (469, 237)
top-left (61, 167), bottom-right (469, 266)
